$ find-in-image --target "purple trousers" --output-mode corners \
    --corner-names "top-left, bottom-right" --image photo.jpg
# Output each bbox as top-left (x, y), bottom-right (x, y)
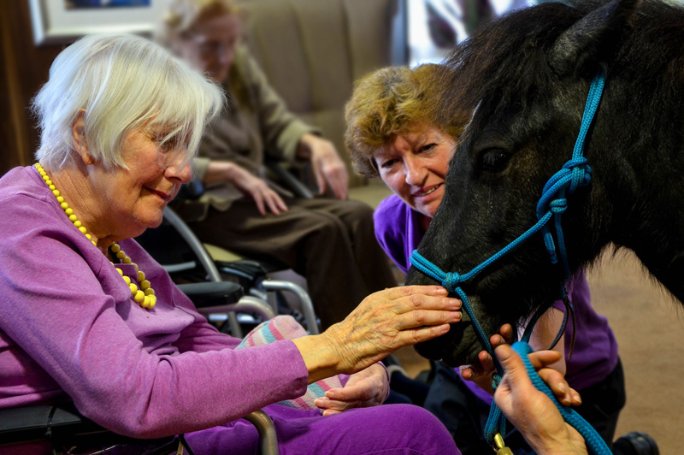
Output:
top-left (186, 402), bottom-right (460, 454)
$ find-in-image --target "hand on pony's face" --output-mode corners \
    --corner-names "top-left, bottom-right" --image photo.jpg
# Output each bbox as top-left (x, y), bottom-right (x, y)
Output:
top-left (460, 322), bottom-right (582, 407)
top-left (460, 323), bottom-right (514, 393)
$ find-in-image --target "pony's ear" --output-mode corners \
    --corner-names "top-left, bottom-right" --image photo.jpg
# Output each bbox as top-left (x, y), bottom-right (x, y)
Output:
top-left (549, 0), bottom-right (639, 77)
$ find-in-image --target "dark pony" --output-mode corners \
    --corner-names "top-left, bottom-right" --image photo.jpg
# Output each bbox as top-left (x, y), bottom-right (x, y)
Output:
top-left (407, 0), bottom-right (684, 365)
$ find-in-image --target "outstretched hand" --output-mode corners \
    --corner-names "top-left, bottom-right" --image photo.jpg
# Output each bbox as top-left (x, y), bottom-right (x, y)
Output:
top-left (293, 285), bottom-right (461, 382)
top-left (493, 344), bottom-right (586, 455)
top-left (314, 363), bottom-right (389, 416)
top-left (229, 163), bottom-right (288, 215)
top-left (460, 324), bottom-right (514, 392)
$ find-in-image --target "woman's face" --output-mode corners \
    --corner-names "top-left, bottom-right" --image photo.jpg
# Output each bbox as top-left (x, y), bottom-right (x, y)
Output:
top-left (373, 126), bottom-right (456, 219)
top-left (89, 125), bottom-right (191, 240)
top-left (173, 13), bottom-right (241, 84)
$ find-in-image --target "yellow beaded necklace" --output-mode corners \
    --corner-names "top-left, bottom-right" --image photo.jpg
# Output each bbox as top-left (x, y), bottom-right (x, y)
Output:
top-left (34, 163), bottom-right (157, 310)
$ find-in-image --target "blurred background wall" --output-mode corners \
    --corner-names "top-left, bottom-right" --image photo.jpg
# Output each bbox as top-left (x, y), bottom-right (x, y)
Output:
top-left (0, 1), bottom-right (63, 174)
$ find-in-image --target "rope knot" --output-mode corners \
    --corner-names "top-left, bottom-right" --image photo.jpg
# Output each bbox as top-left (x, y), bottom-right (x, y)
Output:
top-left (563, 157), bottom-right (592, 192)
top-left (549, 198), bottom-right (568, 214)
top-left (442, 272), bottom-right (462, 291)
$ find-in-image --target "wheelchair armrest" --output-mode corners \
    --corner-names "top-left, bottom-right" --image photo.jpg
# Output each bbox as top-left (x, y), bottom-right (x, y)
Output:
top-left (0, 404), bottom-right (105, 445)
top-left (0, 405), bottom-right (178, 453)
top-left (216, 259), bottom-right (269, 289)
top-left (177, 281), bottom-right (244, 308)
top-left (244, 409), bottom-right (278, 454)
top-left (0, 404), bottom-right (279, 454)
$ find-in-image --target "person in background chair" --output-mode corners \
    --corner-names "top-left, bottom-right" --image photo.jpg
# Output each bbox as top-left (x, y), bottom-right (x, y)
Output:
top-left (0, 33), bottom-right (463, 455)
top-left (156, 0), bottom-right (398, 329)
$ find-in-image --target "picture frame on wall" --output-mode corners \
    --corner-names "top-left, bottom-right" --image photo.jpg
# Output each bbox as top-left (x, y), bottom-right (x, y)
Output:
top-left (29, 0), bottom-right (171, 46)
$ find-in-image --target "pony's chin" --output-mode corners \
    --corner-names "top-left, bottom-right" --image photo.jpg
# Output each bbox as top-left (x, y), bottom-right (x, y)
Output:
top-left (414, 321), bottom-right (483, 367)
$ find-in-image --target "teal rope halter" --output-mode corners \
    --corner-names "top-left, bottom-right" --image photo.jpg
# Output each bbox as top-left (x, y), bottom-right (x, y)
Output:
top-left (410, 74), bottom-right (611, 454)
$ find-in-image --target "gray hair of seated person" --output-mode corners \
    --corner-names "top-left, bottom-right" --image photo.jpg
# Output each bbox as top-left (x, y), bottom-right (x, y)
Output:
top-left (155, 0), bottom-right (240, 47)
top-left (32, 33), bottom-right (225, 170)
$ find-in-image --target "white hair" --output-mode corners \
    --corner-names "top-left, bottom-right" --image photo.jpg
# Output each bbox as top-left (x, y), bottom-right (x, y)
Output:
top-left (32, 33), bottom-right (224, 169)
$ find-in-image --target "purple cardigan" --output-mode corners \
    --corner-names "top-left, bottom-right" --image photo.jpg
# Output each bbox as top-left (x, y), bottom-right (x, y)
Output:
top-left (374, 194), bottom-right (618, 394)
top-left (0, 166), bottom-right (309, 438)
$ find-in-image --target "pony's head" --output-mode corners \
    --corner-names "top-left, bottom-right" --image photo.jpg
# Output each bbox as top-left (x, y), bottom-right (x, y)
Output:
top-left (406, 0), bottom-right (644, 366)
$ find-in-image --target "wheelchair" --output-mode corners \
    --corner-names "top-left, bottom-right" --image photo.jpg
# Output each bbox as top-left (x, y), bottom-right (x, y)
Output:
top-left (137, 205), bottom-right (320, 336)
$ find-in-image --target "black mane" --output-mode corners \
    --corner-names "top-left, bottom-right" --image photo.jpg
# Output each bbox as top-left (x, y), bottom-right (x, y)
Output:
top-left (439, 0), bottom-right (684, 126)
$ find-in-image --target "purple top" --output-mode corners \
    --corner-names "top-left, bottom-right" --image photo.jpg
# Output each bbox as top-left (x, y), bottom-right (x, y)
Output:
top-left (374, 194), bottom-right (618, 398)
top-left (0, 166), bottom-right (309, 438)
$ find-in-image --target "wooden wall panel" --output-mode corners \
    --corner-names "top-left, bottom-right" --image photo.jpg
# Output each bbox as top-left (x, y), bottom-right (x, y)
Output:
top-left (0, 0), bottom-right (64, 174)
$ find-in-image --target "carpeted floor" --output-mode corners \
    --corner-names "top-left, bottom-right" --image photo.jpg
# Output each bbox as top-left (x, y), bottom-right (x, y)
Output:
top-left (587, 248), bottom-right (682, 453)
top-left (395, 247), bottom-right (683, 453)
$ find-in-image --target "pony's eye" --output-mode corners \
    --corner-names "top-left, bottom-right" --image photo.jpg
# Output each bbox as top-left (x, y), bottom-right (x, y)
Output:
top-left (479, 149), bottom-right (510, 173)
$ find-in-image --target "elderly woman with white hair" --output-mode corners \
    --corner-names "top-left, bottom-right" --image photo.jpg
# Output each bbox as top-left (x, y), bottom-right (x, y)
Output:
top-left (0, 33), bottom-right (465, 454)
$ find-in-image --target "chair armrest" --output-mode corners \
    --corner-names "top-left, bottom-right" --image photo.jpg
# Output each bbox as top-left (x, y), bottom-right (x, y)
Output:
top-left (0, 404), bottom-right (99, 445)
top-left (1, 405), bottom-right (278, 453)
top-left (177, 281), bottom-right (244, 308)
top-left (0, 404), bottom-right (156, 451)
top-left (244, 409), bottom-right (279, 455)
top-left (216, 259), bottom-right (268, 289)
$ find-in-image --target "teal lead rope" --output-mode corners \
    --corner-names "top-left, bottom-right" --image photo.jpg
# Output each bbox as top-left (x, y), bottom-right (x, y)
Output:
top-left (510, 341), bottom-right (612, 453)
top-left (410, 73), bottom-right (611, 455)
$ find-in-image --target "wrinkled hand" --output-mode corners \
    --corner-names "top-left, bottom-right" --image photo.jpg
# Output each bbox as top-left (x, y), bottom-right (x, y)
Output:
top-left (494, 344), bottom-right (586, 455)
top-left (293, 286), bottom-right (461, 383)
top-left (230, 164), bottom-right (288, 215)
top-left (299, 134), bottom-right (349, 199)
top-left (320, 286), bottom-right (461, 374)
top-left (314, 363), bottom-right (389, 416)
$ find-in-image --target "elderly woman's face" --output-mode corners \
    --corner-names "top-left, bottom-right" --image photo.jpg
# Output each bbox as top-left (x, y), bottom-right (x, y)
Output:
top-left (174, 13), bottom-right (241, 84)
top-left (373, 126), bottom-right (456, 219)
top-left (92, 125), bottom-right (191, 238)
